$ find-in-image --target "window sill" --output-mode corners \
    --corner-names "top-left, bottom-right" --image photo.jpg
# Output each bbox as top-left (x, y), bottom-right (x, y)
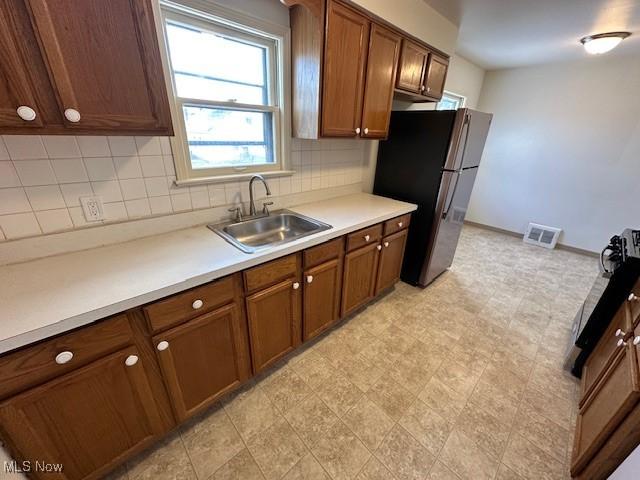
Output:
top-left (173, 170), bottom-right (296, 187)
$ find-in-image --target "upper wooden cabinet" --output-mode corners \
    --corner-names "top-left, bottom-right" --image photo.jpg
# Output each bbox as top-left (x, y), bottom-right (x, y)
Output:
top-left (360, 24), bottom-right (401, 139)
top-left (424, 53), bottom-right (449, 99)
top-left (395, 39), bottom-right (449, 101)
top-left (395, 39), bottom-right (429, 95)
top-left (286, 0), bottom-right (449, 139)
top-left (322, 0), bottom-right (369, 137)
top-left (0, 0), bottom-right (172, 135)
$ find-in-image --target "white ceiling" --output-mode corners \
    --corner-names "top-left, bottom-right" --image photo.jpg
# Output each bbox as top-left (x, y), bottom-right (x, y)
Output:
top-left (423, 0), bottom-right (640, 69)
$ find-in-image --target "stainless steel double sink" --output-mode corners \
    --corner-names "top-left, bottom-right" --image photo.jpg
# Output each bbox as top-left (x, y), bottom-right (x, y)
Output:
top-left (209, 210), bottom-right (332, 253)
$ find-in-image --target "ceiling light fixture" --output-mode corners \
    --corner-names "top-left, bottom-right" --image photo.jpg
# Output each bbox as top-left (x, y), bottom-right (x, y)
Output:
top-left (580, 32), bottom-right (631, 54)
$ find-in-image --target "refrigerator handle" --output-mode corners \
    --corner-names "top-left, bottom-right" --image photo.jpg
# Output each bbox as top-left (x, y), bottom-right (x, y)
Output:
top-left (443, 115), bottom-right (471, 219)
top-left (453, 113), bottom-right (472, 170)
top-left (442, 170), bottom-right (462, 220)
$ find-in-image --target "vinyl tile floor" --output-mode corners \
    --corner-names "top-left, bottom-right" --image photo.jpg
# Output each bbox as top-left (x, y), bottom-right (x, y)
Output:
top-left (113, 225), bottom-right (598, 480)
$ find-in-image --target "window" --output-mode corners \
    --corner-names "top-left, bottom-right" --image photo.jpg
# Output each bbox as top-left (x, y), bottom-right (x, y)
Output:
top-left (159, 2), bottom-right (290, 183)
top-left (436, 91), bottom-right (466, 111)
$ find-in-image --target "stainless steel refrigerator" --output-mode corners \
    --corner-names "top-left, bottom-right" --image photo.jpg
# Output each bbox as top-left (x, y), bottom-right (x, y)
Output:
top-left (373, 108), bottom-right (493, 287)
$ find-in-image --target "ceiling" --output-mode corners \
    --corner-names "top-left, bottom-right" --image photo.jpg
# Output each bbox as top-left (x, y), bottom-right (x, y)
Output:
top-left (422, 0), bottom-right (640, 69)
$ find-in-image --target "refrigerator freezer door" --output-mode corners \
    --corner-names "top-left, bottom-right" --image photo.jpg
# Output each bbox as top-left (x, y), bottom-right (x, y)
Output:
top-left (420, 167), bottom-right (479, 285)
top-left (456, 110), bottom-right (493, 170)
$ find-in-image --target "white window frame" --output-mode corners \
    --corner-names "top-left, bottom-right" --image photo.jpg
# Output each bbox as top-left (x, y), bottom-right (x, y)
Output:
top-left (154, 0), bottom-right (292, 185)
top-left (436, 91), bottom-right (467, 111)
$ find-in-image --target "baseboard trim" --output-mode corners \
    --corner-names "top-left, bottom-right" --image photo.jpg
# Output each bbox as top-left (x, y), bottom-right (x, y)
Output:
top-left (464, 221), bottom-right (599, 258)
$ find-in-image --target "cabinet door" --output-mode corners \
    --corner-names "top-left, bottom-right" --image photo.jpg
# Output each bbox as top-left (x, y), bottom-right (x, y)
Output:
top-left (342, 242), bottom-right (379, 316)
top-left (246, 278), bottom-right (302, 373)
top-left (424, 53), bottom-right (449, 99)
top-left (26, 0), bottom-right (172, 134)
top-left (360, 24), bottom-right (401, 139)
top-left (571, 343), bottom-right (640, 475)
top-left (321, 0), bottom-right (369, 137)
top-left (0, 0), bottom-right (48, 129)
top-left (0, 346), bottom-right (164, 480)
top-left (395, 39), bottom-right (428, 95)
top-left (303, 258), bottom-right (342, 341)
top-left (580, 303), bottom-right (632, 405)
top-left (153, 304), bottom-right (251, 422)
top-left (375, 229), bottom-right (408, 294)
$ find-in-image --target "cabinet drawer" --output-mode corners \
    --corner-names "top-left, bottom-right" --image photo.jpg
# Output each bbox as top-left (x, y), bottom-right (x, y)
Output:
top-left (144, 275), bottom-right (236, 333)
top-left (383, 214), bottom-right (411, 236)
top-left (580, 304), bottom-right (632, 405)
top-left (0, 314), bottom-right (133, 400)
top-left (244, 254), bottom-right (299, 293)
top-left (571, 344), bottom-right (640, 475)
top-left (346, 224), bottom-right (383, 252)
top-left (304, 237), bottom-right (344, 269)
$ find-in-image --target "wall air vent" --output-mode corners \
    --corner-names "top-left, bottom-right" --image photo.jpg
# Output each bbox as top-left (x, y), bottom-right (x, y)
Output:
top-left (523, 222), bottom-right (562, 249)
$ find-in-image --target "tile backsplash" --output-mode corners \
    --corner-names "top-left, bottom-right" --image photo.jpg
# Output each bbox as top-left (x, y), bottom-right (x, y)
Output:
top-left (0, 135), bottom-right (368, 242)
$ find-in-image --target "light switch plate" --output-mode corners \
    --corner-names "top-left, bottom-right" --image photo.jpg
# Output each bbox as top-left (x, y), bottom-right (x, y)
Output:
top-left (80, 196), bottom-right (104, 222)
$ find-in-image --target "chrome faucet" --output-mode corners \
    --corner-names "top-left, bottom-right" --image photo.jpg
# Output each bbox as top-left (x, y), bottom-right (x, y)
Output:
top-left (248, 174), bottom-right (272, 216)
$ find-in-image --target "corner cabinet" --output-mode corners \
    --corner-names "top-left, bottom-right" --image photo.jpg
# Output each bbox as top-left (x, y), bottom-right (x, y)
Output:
top-left (0, 346), bottom-right (164, 480)
top-left (285, 0), bottom-right (446, 139)
top-left (0, 0), bottom-right (172, 135)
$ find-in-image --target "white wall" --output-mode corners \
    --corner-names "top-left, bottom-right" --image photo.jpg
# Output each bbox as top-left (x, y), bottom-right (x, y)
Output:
top-left (445, 55), bottom-right (486, 109)
top-left (353, 0), bottom-right (458, 54)
top-left (467, 54), bottom-right (640, 252)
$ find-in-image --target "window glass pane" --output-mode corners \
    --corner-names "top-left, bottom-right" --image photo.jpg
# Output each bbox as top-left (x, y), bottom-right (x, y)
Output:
top-left (436, 93), bottom-right (465, 111)
top-left (166, 22), bottom-right (269, 105)
top-left (183, 106), bottom-right (273, 169)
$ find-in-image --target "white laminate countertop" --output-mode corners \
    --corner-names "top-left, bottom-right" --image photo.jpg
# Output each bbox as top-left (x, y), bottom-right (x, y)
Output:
top-left (0, 193), bottom-right (416, 354)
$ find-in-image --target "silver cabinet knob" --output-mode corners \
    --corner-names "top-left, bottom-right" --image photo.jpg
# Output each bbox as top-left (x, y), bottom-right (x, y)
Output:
top-left (16, 106), bottom-right (37, 121)
top-left (634, 336), bottom-right (640, 346)
top-left (364, 234), bottom-right (370, 242)
top-left (293, 282), bottom-right (300, 290)
top-left (398, 222), bottom-right (403, 228)
top-left (157, 341), bottom-right (169, 351)
top-left (377, 245), bottom-right (382, 251)
top-left (355, 127), bottom-right (361, 134)
top-left (64, 108), bottom-right (81, 123)
top-left (629, 293), bottom-right (639, 302)
top-left (192, 299), bottom-right (203, 310)
top-left (306, 275), bottom-right (313, 284)
top-left (384, 241), bottom-right (389, 248)
top-left (55, 351), bottom-right (73, 365)
top-left (427, 86), bottom-right (432, 93)
top-left (125, 355), bottom-right (139, 367)
top-left (617, 338), bottom-right (627, 347)
top-left (364, 128), bottom-right (369, 134)
top-left (616, 328), bottom-right (626, 337)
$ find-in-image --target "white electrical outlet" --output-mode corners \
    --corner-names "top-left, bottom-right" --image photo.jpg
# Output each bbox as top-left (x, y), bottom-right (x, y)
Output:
top-left (80, 196), bottom-right (104, 222)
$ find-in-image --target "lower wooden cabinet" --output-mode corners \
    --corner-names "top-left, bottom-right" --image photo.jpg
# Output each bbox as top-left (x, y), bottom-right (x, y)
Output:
top-left (342, 242), bottom-right (380, 316)
top-left (0, 214), bottom-right (412, 480)
top-left (246, 277), bottom-right (302, 373)
top-left (152, 303), bottom-right (251, 422)
top-left (303, 258), bottom-right (342, 341)
top-left (0, 346), bottom-right (163, 480)
top-left (572, 342), bottom-right (640, 475)
top-left (571, 293), bottom-right (640, 479)
top-left (376, 229), bottom-right (408, 294)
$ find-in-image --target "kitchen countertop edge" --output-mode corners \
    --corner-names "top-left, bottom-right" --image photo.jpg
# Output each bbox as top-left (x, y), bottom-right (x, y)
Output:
top-left (0, 193), bottom-right (417, 354)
